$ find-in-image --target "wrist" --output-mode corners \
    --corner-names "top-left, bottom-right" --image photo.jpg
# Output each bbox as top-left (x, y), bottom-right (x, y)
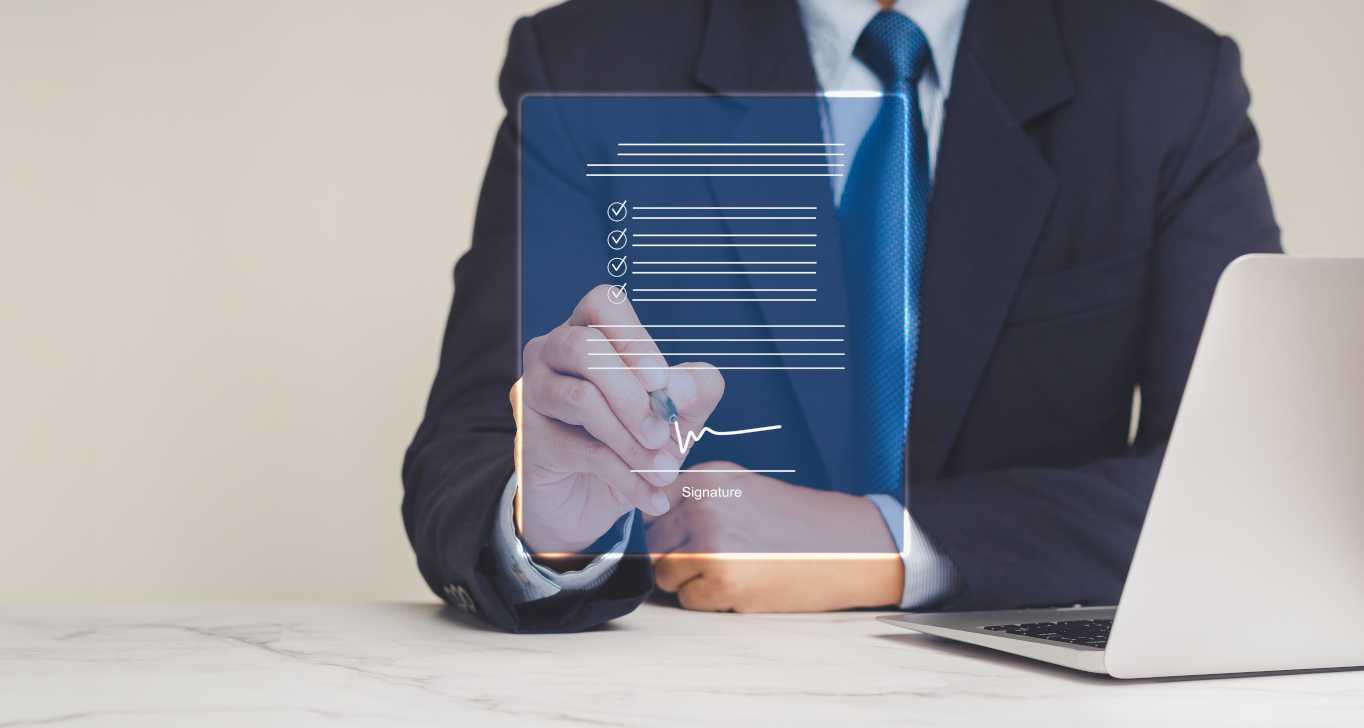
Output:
top-left (848, 554), bottom-right (905, 608)
top-left (822, 494), bottom-right (905, 608)
top-left (514, 478), bottom-right (586, 558)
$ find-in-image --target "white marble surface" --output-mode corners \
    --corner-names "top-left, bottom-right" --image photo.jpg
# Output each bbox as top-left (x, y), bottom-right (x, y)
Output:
top-left (2, 602), bottom-right (1362, 727)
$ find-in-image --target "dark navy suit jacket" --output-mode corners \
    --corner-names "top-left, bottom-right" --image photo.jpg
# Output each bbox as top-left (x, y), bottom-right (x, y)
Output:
top-left (402, 0), bottom-right (1281, 632)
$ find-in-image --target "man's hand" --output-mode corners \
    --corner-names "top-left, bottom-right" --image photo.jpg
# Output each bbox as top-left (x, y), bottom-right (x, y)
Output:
top-left (513, 285), bottom-right (725, 557)
top-left (646, 462), bottom-right (905, 612)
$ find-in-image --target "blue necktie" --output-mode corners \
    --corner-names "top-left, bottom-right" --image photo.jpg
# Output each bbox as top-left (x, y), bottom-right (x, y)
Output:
top-left (839, 11), bottom-right (932, 496)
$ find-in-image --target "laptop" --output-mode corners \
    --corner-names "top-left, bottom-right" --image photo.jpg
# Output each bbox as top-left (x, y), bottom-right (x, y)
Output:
top-left (881, 255), bottom-right (1364, 679)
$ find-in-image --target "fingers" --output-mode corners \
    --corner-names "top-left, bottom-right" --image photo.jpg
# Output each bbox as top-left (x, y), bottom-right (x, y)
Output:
top-left (655, 555), bottom-right (747, 612)
top-left (653, 552), bottom-right (708, 594)
top-left (525, 358), bottom-right (678, 484)
top-left (569, 284), bottom-right (668, 391)
top-left (654, 551), bottom-right (742, 612)
top-left (525, 410), bottom-right (671, 517)
top-left (664, 363), bottom-right (726, 456)
top-left (533, 324), bottom-right (671, 452)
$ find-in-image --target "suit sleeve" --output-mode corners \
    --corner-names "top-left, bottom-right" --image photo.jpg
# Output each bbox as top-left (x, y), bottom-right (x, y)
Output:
top-left (912, 37), bottom-right (1282, 610)
top-left (400, 16), bottom-right (653, 632)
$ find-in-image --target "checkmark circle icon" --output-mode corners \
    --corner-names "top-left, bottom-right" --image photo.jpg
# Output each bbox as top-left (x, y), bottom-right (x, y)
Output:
top-left (606, 229), bottom-right (628, 250)
top-left (607, 256), bottom-right (627, 278)
top-left (607, 200), bottom-right (628, 222)
top-left (607, 284), bottom-right (627, 304)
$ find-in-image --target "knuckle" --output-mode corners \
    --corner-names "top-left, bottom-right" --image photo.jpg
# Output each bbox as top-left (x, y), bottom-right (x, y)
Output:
top-left (575, 323), bottom-right (600, 340)
top-left (564, 327), bottom-right (594, 362)
top-left (557, 377), bottom-right (592, 410)
top-left (547, 326), bottom-right (576, 360)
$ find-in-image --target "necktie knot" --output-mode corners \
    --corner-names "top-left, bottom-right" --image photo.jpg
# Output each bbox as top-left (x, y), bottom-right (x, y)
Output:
top-left (855, 10), bottom-right (932, 90)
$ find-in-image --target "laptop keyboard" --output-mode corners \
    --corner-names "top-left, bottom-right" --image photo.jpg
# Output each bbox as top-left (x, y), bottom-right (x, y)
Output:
top-left (983, 619), bottom-right (1113, 649)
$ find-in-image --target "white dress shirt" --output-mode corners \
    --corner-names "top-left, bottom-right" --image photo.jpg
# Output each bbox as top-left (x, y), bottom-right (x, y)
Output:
top-left (491, 0), bottom-right (968, 609)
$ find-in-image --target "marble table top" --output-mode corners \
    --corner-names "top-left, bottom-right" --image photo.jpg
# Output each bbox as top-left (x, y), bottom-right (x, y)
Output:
top-left (3, 602), bottom-right (1361, 727)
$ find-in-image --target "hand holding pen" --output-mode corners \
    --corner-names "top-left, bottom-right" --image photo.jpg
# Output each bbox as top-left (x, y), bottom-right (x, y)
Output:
top-left (512, 284), bottom-right (725, 556)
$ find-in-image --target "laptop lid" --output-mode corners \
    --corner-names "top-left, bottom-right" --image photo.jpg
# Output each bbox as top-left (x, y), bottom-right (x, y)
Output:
top-left (1106, 255), bottom-right (1364, 678)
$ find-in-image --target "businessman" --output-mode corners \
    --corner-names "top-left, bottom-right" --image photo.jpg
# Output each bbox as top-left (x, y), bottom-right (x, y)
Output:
top-left (403, 0), bottom-right (1280, 632)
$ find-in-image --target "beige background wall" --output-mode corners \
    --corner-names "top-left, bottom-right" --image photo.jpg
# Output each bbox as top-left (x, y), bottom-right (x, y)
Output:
top-left (1, 1), bottom-right (1360, 601)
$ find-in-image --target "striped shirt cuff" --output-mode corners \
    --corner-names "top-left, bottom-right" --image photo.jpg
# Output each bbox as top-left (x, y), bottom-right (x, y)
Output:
top-left (866, 493), bottom-right (961, 610)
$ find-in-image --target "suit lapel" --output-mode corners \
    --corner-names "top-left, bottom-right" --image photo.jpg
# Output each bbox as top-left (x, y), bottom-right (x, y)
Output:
top-left (690, 1), bottom-right (854, 481)
top-left (698, 111), bottom-right (849, 484)
top-left (910, 0), bottom-right (1075, 480)
top-left (693, 0), bottom-right (820, 94)
top-left (688, 0), bottom-right (1077, 486)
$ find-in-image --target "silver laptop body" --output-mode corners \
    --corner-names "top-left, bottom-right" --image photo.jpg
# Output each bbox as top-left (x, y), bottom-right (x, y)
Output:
top-left (881, 255), bottom-right (1364, 678)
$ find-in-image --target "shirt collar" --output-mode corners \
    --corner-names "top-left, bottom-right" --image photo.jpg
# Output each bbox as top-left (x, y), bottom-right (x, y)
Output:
top-left (797, 0), bottom-right (969, 93)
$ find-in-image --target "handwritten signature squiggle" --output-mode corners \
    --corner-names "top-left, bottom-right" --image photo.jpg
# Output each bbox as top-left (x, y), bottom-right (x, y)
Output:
top-left (671, 419), bottom-right (781, 455)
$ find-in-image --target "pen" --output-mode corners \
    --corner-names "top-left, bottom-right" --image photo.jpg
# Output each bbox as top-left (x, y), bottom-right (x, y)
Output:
top-left (649, 389), bottom-right (679, 424)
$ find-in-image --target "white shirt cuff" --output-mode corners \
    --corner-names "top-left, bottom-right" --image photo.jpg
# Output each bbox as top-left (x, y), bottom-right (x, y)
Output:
top-left (488, 473), bottom-right (632, 603)
top-left (866, 494), bottom-right (961, 610)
